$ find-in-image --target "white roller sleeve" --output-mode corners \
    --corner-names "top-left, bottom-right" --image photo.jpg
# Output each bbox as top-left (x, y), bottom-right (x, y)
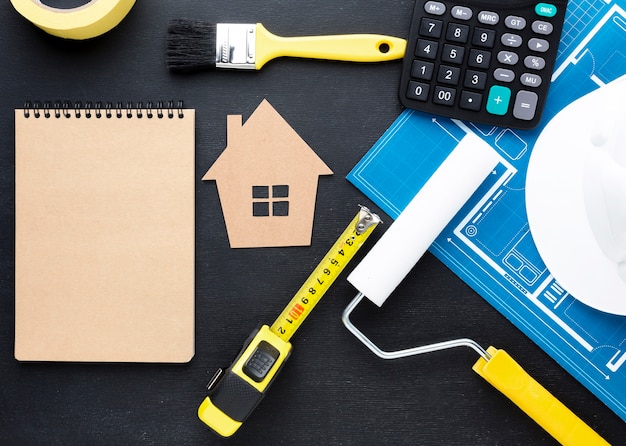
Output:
top-left (348, 132), bottom-right (500, 307)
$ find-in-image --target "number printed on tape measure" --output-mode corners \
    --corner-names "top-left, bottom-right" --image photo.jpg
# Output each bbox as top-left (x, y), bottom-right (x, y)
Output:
top-left (275, 235), bottom-right (356, 336)
top-left (270, 207), bottom-right (381, 341)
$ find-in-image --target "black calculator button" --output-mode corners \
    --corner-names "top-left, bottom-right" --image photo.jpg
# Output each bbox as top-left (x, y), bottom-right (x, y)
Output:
top-left (477, 11), bottom-right (499, 25)
top-left (513, 90), bottom-right (538, 120)
top-left (451, 6), bottom-right (473, 20)
top-left (528, 38), bottom-right (550, 52)
top-left (532, 20), bottom-right (554, 35)
top-left (437, 65), bottom-right (461, 84)
top-left (459, 91), bottom-right (483, 111)
top-left (524, 55), bottom-right (546, 70)
top-left (432, 86), bottom-right (456, 106)
top-left (407, 81), bottom-right (430, 101)
top-left (520, 73), bottom-right (543, 87)
top-left (424, 1), bottom-right (446, 15)
top-left (504, 16), bottom-right (527, 30)
top-left (415, 39), bottom-right (439, 59)
top-left (411, 60), bottom-right (435, 79)
top-left (498, 50), bottom-right (519, 65)
top-left (472, 27), bottom-right (496, 48)
top-left (464, 70), bottom-right (487, 89)
top-left (420, 18), bottom-right (443, 38)
top-left (467, 49), bottom-right (491, 69)
top-left (501, 33), bottom-right (523, 48)
top-left (441, 44), bottom-right (465, 64)
top-left (446, 23), bottom-right (470, 43)
top-left (493, 68), bottom-right (515, 83)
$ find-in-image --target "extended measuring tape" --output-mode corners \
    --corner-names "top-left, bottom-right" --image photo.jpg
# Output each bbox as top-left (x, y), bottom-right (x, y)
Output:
top-left (198, 206), bottom-right (381, 437)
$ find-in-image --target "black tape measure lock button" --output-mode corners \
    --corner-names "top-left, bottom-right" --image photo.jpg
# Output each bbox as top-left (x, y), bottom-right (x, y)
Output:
top-left (203, 325), bottom-right (292, 429)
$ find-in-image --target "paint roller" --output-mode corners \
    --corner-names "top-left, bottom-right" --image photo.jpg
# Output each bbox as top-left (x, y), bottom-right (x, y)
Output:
top-left (343, 132), bottom-right (609, 446)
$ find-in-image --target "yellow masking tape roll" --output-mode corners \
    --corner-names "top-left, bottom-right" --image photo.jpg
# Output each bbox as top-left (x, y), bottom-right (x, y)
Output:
top-left (10, 0), bottom-right (136, 40)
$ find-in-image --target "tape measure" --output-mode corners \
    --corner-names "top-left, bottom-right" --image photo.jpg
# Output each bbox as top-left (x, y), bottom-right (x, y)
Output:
top-left (198, 206), bottom-right (381, 437)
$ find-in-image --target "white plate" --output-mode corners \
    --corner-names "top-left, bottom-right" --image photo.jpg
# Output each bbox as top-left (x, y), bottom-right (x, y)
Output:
top-left (525, 75), bottom-right (626, 315)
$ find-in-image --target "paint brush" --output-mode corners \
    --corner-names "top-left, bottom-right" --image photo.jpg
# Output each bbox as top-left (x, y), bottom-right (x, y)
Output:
top-left (166, 19), bottom-right (407, 72)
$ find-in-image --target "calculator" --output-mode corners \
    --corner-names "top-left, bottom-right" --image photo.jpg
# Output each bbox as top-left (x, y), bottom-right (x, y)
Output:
top-left (399, 0), bottom-right (568, 129)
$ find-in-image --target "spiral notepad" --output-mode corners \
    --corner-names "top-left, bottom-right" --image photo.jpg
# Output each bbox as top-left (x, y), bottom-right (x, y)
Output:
top-left (15, 101), bottom-right (195, 363)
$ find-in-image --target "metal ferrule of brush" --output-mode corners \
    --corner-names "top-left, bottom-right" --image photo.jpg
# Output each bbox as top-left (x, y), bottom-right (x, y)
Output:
top-left (215, 23), bottom-right (256, 69)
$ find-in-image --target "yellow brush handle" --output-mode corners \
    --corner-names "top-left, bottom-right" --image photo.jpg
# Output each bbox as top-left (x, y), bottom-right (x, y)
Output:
top-left (473, 347), bottom-right (610, 446)
top-left (254, 23), bottom-right (407, 69)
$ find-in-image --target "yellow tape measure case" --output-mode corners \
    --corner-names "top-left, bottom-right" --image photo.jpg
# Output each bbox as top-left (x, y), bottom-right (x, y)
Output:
top-left (199, 325), bottom-right (292, 437)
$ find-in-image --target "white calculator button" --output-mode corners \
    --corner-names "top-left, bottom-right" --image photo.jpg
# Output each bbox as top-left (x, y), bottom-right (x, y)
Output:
top-left (494, 68), bottom-right (515, 82)
top-left (498, 51), bottom-right (519, 65)
top-left (478, 11), bottom-right (499, 25)
top-left (502, 33), bottom-right (523, 47)
top-left (521, 73), bottom-right (543, 87)
top-left (451, 6), bottom-right (473, 20)
top-left (424, 1), bottom-right (446, 15)
top-left (532, 20), bottom-right (554, 35)
top-left (528, 38), bottom-right (550, 52)
top-left (524, 55), bottom-right (546, 70)
top-left (513, 90), bottom-right (538, 120)
top-left (505, 15), bottom-right (527, 30)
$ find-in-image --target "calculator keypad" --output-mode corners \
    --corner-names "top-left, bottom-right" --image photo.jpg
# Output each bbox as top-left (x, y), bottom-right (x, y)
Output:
top-left (399, 0), bottom-right (568, 130)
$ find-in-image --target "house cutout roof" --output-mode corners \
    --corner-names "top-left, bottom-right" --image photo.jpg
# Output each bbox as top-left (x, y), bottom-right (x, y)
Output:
top-left (203, 99), bottom-right (333, 248)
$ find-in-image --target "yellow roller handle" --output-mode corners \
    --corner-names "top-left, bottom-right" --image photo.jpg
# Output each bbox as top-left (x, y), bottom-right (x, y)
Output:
top-left (473, 347), bottom-right (610, 446)
top-left (254, 23), bottom-right (407, 69)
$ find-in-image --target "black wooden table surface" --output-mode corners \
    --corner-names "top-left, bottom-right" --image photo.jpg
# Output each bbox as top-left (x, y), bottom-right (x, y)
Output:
top-left (0, 1), bottom-right (623, 444)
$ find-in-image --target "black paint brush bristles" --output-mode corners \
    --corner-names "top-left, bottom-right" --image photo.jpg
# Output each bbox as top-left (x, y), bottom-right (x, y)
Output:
top-left (167, 19), bottom-right (217, 72)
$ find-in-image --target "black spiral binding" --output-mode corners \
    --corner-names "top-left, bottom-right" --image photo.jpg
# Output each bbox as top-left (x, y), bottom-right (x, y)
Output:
top-left (23, 100), bottom-right (185, 119)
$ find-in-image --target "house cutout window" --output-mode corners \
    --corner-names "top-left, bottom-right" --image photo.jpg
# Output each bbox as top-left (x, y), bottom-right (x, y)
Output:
top-left (252, 185), bottom-right (289, 217)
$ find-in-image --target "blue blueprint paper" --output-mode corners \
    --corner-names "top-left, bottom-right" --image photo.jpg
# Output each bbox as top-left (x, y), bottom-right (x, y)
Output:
top-left (347, 0), bottom-right (626, 422)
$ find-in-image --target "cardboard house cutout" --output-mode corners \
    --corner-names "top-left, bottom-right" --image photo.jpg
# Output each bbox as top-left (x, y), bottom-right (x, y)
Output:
top-left (203, 99), bottom-right (333, 248)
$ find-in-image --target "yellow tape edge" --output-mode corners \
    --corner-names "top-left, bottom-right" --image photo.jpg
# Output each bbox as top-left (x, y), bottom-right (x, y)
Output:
top-left (10, 0), bottom-right (136, 39)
